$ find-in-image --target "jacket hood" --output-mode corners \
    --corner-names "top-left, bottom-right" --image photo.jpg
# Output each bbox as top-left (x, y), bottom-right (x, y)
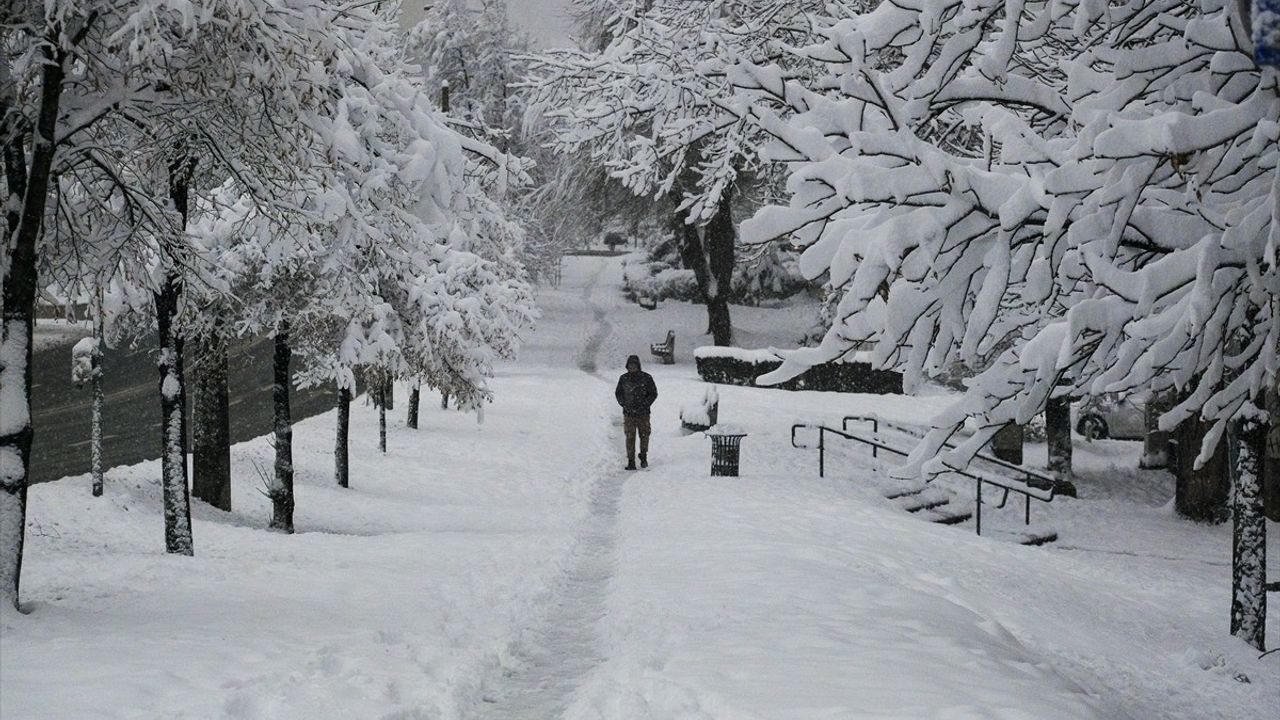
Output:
top-left (625, 354), bottom-right (642, 370)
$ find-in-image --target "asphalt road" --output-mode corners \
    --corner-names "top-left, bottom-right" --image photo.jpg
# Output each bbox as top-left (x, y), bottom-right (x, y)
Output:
top-left (30, 334), bottom-right (336, 484)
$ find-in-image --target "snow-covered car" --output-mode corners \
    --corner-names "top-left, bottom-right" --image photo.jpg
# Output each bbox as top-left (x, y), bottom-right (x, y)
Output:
top-left (1075, 393), bottom-right (1147, 440)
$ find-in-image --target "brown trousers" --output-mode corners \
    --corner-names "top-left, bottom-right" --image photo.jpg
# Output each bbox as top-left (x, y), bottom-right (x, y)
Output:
top-left (623, 415), bottom-right (651, 462)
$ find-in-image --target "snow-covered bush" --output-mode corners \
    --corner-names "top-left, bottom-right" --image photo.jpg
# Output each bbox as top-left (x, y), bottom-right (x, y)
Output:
top-left (69, 338), bottom-right (99, 388)
top-left (731, 245), bottom-right (809, 306)
top-left (623, 241), bottom-right (808, 307)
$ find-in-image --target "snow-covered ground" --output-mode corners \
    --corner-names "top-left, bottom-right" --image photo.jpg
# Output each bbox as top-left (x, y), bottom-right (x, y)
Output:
top-left (31, 318), bottom-right (91, 352)
top-left (3, 257), bottom-right (1276, 719)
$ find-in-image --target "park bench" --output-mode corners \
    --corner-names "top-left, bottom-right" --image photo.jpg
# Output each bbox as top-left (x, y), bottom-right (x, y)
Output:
top-left (680, 386), bottom-right (719, 433)
top-left (650, 330), bottom-right (675, 364)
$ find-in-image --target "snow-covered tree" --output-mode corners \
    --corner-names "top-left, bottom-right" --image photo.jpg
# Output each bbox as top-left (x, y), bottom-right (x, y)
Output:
top-left (732, 0), bottom-right (1277, 649)
top-left (3, 0), bottom-right (535, 603)
top-left (527, 0), bottom-right (829, 345)
top-left (2, 0), bottom-right (180, 606)
top-left (179, 9), bottom-right (536, 495)
top-left (408, 0), bottom-right (526, 130)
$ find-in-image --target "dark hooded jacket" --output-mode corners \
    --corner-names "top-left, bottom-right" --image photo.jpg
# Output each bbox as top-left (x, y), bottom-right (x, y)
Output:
top-left (615, 355), bottom-right (658, 417)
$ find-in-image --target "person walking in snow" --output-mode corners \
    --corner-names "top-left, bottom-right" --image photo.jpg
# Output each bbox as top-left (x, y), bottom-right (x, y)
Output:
top-left (615, 354), bottom-right (658, 470)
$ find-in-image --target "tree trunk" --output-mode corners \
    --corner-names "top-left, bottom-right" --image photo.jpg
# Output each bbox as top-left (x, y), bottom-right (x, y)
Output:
top-left (269, 323), bottom-right (294, 533)
top-left (407, 385), bottom-right (420, 429)
top-left (155, 145), bottom-right (197, 556)
top-left (1264, 384), bottom-right (1279, 522)
top-left (1230, 412), bottom-right (1268, 651)
top-left (154, 273), bottom-right (193, 555)
top-left (1045, 395), bottom-right (1073, 480)
top-left (383, 378), bottom-right (394, 411)
top-left (1140, 390), bottom-right (1173, 469)
top-left (89, 309), bottom-right (104, 498)
top-left (191, 333), bottom-right (231, 511)
top-left (335, 385), bottom-right (350, 488)
top-left (1, 36), bottom-right (66, 609)
top-left (441, 391), bottom-right (449, 410)
top-left (1172, 413), bottom-right (1231, 523)
top-left (991, 423), bottom-right (1024, 465)
top-left (378, 383), bottom-right (388, 453)
top-left (677, 188), bottom-right (735, 346)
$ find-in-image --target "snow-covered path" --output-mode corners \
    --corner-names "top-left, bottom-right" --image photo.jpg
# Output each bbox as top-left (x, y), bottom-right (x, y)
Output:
top-left (0, 259), bottom-right (626, 720)
top-left (4, 256), bottom-right (1276, 720)
top-left (574, 260), bottom-right (614, 377)
top-left (474, 257), bottom-right (624, 719)
top-left (474, 466), bottom-right (624, 719)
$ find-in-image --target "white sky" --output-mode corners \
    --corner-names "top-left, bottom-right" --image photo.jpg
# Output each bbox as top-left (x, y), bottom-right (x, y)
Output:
top-left (401, 1), bottom-right (577, 48)
top-left (507, 0), bottom-right (576, 48)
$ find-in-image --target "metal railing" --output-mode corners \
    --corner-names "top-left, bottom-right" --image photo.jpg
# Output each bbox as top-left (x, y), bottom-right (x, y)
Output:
top-left (841, 415), bottom-right (1063, 492)
top-left (790, 421), bottom-right (1056, 536)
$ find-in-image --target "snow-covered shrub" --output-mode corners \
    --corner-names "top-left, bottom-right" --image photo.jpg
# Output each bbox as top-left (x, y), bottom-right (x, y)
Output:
top-left (624, 241), bottom-right (809, 307)
top-left (652, 269), bottom-right (701, 302)
top-left (731, 245), bottom-right (809, 305)
top-left (621, 250), bottom-right (701, 305)
top-left (1021, 413), bottom-right (1048, 443)
top-left (70, 337), bottom-right (99, 388)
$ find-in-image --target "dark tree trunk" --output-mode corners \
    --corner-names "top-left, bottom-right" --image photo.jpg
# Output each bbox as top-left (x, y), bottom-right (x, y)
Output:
top-left (378, 382), bottom-right (388, 453)
top-left (269, 322), bottom-right (294, 533)
top-left (154, 145), bottom-right (197, 556)
top-left (335, 385), bottom-right (350, 488)
top-left (407, 385), bottom-right (420, 429)
top-left (1230, 413), bottom-right (1268, 650)
top-left (1045, 395), bottom-right (1072, 480)
top-left (154, 272), bottom-right (193, 555)
top-left (1172, 413), bottom-right (1231, 523)
top-left (677, 188), bottom-right (735, 346)
top-left (191, 332), bottom-right (231, 511)
top-left (991, 423), bottom-right (1024, 465)
top-left (441, 391), bottom-right (449, 410)
top-left (383, 378), bottom-right (394, 411)
top-left (0, 34), bottom-right (69, 607)
top-left (0, 39), bottom-right (65, 607)
top-left (1264, 384), bottom-right (1279, 522)
top-left (89, 307), bottom-right (105, 497)
top-left (1140, 390), bottom-right (1173, 469)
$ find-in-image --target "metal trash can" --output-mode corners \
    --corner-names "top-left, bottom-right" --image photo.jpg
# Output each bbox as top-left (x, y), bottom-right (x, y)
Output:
top-left (708, 431), bottom-right (747, 477)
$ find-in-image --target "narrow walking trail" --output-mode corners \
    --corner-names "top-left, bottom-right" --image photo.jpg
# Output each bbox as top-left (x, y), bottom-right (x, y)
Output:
top-left (471, 258), bottom-right (624, 719)
top-left (574, 259), bottom-right (614, 377)
top-left (474, 469), bottom-right (624, 719)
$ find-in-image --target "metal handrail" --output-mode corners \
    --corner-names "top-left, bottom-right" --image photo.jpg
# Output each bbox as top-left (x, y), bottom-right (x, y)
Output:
top-left (791, 422), bottom-right (1055, 536)
top-left (842, 415), bottom-right (1062, 491)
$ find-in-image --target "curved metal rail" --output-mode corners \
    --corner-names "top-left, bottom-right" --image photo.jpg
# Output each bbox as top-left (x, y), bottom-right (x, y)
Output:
top-left (790, 422), bottom-right (1055, 537)
top-left (842, 415), bottom-right (1063, 492)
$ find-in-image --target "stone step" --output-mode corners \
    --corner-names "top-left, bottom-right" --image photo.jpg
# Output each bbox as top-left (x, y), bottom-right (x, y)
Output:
top-left (920, 505), bottom-right (974, 525)
top-left (976, 525), bottom-right (1060, 546)
top-left (1019, 530), bottom-right (1059, 546)
top-left (883, 484), bottom-right (929, 500)
top-left (902, 497), bottom-right (951, 513)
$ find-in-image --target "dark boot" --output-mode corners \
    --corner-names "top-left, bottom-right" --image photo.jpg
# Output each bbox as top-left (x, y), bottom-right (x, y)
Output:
top-left (625, 461), bottom-right (637, 471)
top-left (639, 453), bottom-right (648, 469)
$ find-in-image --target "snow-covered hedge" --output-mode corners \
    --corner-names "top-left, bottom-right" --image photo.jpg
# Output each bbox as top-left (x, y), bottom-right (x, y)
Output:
top-left (621, 244), bottom-right (809, 308)
top-left (694, 347), bottom-right (900, 394)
